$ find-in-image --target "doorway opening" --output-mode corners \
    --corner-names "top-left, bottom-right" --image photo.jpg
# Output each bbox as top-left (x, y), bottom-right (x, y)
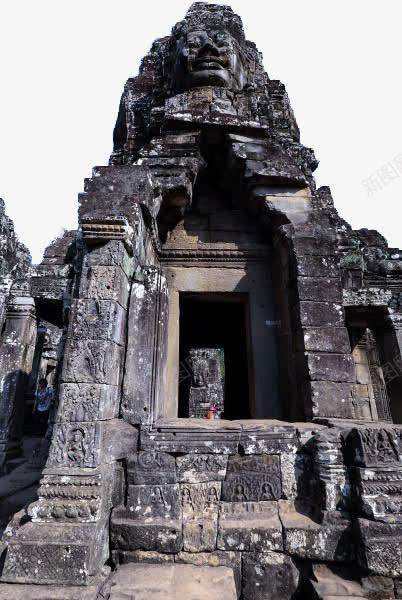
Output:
top-left (178, 293), bottom-right (252, 420)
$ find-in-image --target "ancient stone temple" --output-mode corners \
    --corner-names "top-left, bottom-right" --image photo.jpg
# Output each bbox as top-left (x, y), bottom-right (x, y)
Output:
top-left (1, 3), bottom-right (402, 598)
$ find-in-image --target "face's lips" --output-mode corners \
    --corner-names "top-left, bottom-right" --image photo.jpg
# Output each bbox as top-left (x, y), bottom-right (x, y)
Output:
top-left (192, 56), bottom-right (227, 70)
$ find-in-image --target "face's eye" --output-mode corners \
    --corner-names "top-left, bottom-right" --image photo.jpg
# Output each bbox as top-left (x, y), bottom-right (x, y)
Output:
top-left (187, 36), bottom-right (202, 49)
top-left (214, 34), bottom-right (230, 47)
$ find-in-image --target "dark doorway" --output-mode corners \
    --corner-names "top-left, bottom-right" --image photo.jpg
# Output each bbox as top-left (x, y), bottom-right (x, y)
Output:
top-left (178, 293), bottom-right (252, 419)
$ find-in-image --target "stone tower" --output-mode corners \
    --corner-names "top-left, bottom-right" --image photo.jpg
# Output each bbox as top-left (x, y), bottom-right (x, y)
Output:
top-left (1, 3), bottom-right (402, 598)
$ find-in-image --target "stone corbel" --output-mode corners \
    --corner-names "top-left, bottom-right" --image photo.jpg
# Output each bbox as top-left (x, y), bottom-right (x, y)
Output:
top-left (80, 216), bottom-right (135, 254)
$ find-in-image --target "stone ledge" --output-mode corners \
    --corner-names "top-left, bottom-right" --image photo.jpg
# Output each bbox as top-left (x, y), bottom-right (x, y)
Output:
top-left (106, 562), bottom-right (237, 600)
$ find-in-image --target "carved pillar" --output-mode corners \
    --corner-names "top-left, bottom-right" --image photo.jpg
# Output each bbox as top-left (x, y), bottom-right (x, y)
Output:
top-left (1, 168), bottom-right (154, 584)
top-left (343, 425), bottom-right (402, 577)
top-left (0, 281), bottom-right (36, 472)
top-left (122, 266), bottom-right (168, 425)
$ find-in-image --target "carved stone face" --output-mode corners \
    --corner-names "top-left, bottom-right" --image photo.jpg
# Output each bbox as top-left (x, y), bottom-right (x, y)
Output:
top-left (172, 28), bottom-right (245, 92)
top-left (191, 356), bottom-right (209, 387)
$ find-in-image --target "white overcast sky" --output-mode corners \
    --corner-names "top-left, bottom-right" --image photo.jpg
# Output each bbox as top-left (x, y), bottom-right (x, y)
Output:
top-left (1, 0), bottom-right (402, 263)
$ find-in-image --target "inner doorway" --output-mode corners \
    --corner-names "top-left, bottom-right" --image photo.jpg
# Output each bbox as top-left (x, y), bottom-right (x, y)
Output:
top-left (178, 293), bottom-right (252, 419)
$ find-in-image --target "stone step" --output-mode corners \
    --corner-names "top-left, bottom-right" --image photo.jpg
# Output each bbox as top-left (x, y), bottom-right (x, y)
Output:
top-left (106, 563), bottom-right (237, 600)
top-left (0, 582), bottom-right (100, 599)
top-left (305, 564), bottom-right (395, 599)
top-left (84, 165), bottom-right (151, 194)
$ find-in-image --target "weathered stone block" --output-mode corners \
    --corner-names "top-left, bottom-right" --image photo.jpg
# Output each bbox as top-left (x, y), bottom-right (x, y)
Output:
top-left (47, 420), bottom-right (137, 468)
top-left (140, 419), bottom-right (241, 454)
top-left (217, 502), bottom-right (283, 552)
top-left (307, 564), bottom-right (394, 600)
top-left (28, 465), bottom-right (114, 524)
top-left (307, 381), bottom-right (355, 418)
top-left (300, 327), bottom-right (351, 353)
top-left (111, 508), bottom-right (183, 553)
top-left (69, 299), bottom-right (125, 345)
top-left (84, 239), bottom-right (136, 278)
top-left (57, 383), bottom-right (119, 422)
top-left (127, 484), bottom-right (182, 520)
top-left (128, 451), bottom-right (177, 485)
top-left (297, 277), bottom-right (343, 302)
top-left (242, 552), bottom-right (299, 600)
top-left (222, 455), bottom-right (282, 501)
top-left (305, 352), bottom-right (356, 382)
top-left (280, 452), bottom-right (297, 499)
top-left (357, 519), bottom-right (402, 577)
top-left (295, 301), bottom-right (344, 327)
top-left (113, 549), bottom-right (174, 565)
top-left (237, 420), bottom-right (298, 454)
top-left (304, 563), bottom-right (393, 599)
top-left (293, 235), bottom-right (336, 256)
top-left (181, 482), bottom-right (221, 552)
top-left (176, 551), bottom-right (241, 598)
top-left (0, 581), bottom-right (106, 599)
top-left (105, 563), bottom-right (237, 600)
top-left (279, 501), bottom-right (354, 562)
top-left (355, 362), bottom-right (371, 385)
top-left (2, 518), bottom-right (109, 585)
top-left (176, 454), bottom-right (228, 483)
top-left (296, 255), bottom-right (339, 278)
top-left (62, 339), bottom-right (122, 385)
top-left (79, 265), bottom-right (130, 308)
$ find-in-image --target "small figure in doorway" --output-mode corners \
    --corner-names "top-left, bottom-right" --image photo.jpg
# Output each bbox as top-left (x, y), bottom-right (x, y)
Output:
top-left (32, 378), bottom-right (53, 435)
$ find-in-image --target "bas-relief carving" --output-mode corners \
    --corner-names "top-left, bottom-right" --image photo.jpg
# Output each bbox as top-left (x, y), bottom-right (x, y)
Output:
top-left (217, 501), bottom-right (283, 553)
top-left (27, 469), bottom-right (112, 523)
top-left (79, 265), bottom-right (129, 308)
top-left (181, 482), bottom-right (221, 552)
top-left (222, 455), bottom-right (282, 502)
top-left (128, 451), bottom-right (177, 484)
top-left (63, 339), bottom-right (121, 385)
top-left (127, 484), bottom-right (182, 520)
top-left (29, 498), bottom-right (100, 523)
top-left (57, 383), bottom-right (119, 422)
top-left (347, 427), bottom-right (402, 467)
top-left (343, 427), bottom-right (402, 523)
top-left (70, 299), bottom-right (125, 345)
top-left (181, 482), bottom-right (221, 518)
top-left (48, 423), bottom-right (98, 468)
top-left (176, 454), bottom-right (228, 483)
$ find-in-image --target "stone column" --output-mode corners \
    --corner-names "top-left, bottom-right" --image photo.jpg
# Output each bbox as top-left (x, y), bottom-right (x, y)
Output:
top-left (263, 188), bottom-right (356, 421)
top-left (1, 165), bottom-right (156, 585)
top-left (0, 281), bottom-right (36, 472)
top-left (288, 221), bottom-right (356, 420)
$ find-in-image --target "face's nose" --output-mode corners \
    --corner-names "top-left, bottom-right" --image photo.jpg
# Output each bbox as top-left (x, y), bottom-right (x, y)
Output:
top-left (199, 39), bottom-right (220, 56)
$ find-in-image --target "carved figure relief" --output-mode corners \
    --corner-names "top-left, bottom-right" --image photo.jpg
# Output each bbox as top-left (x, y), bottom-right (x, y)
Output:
top-left (48, 423), bottom-right (97, 468)
top-left (223, 455), bottom-right (282, 501)
top-left (181, 482), bottom-right (222, 518)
